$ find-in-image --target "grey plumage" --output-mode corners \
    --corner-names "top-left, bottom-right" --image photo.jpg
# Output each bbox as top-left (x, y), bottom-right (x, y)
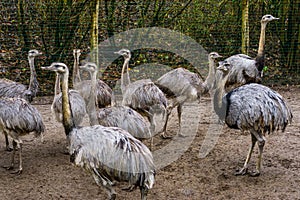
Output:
top-left (0, 97), bottom-right (45, 174)
top-left (43, 62), bottom-right (155, 200)
top-left (79, 62), bottom-right (152, 141)
top-left (213, 63), bottom-right (292, 176)
top-left (51, 90), bottom-right (86, 126)
top-left (72, 49), bottom-right (82, 85)
top-left (74, 79), bottom-right (114, 108)
top-left (0, 49), bottom-right (42, 102)
top-left (72, 49), bottom-right (114, 109)
top-left (50, 70), bottom-right (86, 127)
top-left (220, 15), bottom-right (279, 90)
top-left (115, 49), bottom-right (168, 136)
top-left (0, 49), bottom-right (42, 151)
top-left (155, 52), bottom-right (222, 137)
top-left (98, 106), bottom-right (152, 141)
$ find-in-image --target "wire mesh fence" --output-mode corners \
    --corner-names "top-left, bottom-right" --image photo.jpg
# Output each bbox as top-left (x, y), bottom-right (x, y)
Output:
top-left (0, 0), bottom-right (299, 96)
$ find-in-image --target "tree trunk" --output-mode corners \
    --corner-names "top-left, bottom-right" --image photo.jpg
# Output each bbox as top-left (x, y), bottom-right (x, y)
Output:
top-left (241, 0), bottom-right (249, 54)
top-left (17, 0), bottom-right (30, 51)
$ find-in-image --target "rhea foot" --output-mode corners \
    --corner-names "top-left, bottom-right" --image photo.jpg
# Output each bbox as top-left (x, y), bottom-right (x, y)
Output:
top-left (235, 167), bottom-right (260, 177)
top-left (5, 146), bottom-right (13, 152)
top-left (3, 165), bottom-right (14, 171)
top-left (248, 170), bottom-right (260, 177)
top-left (10, 169), bottom-right (22, 175)
top-left (122, 185), bottom-right (136, 192)
top-left (235, 167), bottom-right (248, 176)
top-left (109, 193), bottom-right (116, 200)
top-left (160, 132), bottom-right (172, 139)
top-left (3, 165), bottom-right (22, 175)
top-left (177, 133), bottom-right (187, 138)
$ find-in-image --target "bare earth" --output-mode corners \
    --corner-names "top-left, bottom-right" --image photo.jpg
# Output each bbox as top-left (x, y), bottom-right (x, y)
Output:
top-left (0, 86), bottom-right (299, 200)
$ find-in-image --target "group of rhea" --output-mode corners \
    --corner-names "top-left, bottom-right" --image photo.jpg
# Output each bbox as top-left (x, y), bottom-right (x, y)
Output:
top-left (0, 15), bottom-right (293, 199)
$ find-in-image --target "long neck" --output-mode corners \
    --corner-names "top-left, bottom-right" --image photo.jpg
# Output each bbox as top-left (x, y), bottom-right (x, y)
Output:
top-left (256, 22), bottom-right (267, 74)
top-left (61, 71), bottom-right (75, 135)
top-left (203, 57), bottom-right (216, 93)
top-left (72, 53), bottom-right (81, 86)
top-left (257, 22), bottom-right (267, 57)
top-left (121, 57), bottom-right (131, 94)
top-left (87, 69), bottom-right (99, 126)
top-left (28, 56), bottom-right (39, 96)
top-left (213, 73), bottom-right (229, 121)
top-left (54, 73), bottom-right (61, 95)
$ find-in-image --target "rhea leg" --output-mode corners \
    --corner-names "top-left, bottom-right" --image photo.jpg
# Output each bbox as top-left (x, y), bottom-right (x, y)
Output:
top-left (16, 141), bottom-right (23, 174)
top-left (3, 140), bottom-right (20, 174)
top-left (92, 168), bottom-right (116, 200)
top-left (9, 140), bottom-right (23, 174)
top-left (176, 104), bottom-right (186, 137)
top-left (160, 101), bottom-right (178, 139)
top-left (6, 140), bottom-right (17, 170)
top-left (147, 112), bottom-right (157, 139)
top-left (159, 109), bottom-right (172, 139)
top-left (235, 133), bottom-right (257, 176)
top-left (252, 134), bottom-right (265, 177)
top-left (140, 186), bottom-right (149, 200)
top-left (4, 134), bottom-right (13, 151)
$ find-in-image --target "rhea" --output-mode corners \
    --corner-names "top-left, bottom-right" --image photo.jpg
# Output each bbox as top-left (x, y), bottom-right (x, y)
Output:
top-left (220, 14), bottom-right (279, 90)
top-left (42, 62), bottom-right (155, 200)
top-left (213, 62), bottom-right (292, 176)
top-left (0, 97), bottom-right (45, 174)
top-left (0, 49), bottom-right (42, 151)
top-left (115, 49), bottom-right (168, 137)
top-left (79, 62), bottom-right (153, 147)
top-left (72, 49), bottom-right (114, 109)
top-left (155, 52), bottom-right (222, 137)
top-left (50, 71), bottom-right (86, 127)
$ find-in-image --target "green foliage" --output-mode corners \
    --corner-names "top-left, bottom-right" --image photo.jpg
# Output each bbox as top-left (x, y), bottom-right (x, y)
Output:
top-left (0, 0), bottom-right (299, 95)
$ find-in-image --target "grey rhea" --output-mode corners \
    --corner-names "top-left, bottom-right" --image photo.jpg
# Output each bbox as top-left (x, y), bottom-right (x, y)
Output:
top-left (0, 49), bottom-right (42, 151)
top-left (49, 69), bottom-right (86, 127)
top-left (79, 62), bottom-right (152, 148)
top-left (220, 14), bottom-right (279, 90)
top-left (42, 62), bottom-right (155, 200)
top-left (155, 52), bottom-right (222, 137)
top-left (213, 63), bottom-right (292, 176)
top-left (115, 49), bottom-right (168, 137)
top-left (0, 97), bottom-right (45, 174)
top-left (72, 49), bottom-right (115, 109)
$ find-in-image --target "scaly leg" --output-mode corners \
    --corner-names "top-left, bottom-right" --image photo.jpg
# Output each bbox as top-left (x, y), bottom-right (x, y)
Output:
top-left (160, 101), bottom-right (178, 139)
top-left (92, 168), bottom-right (116, 200)
top-left (235, 133), bottom-right (257, 176)
top-left (147, 113), bottom-right (156, 139)
top-left (10, 141), bottom-right (23, 175)
top-left (4, 140), bottom-right (17, 171)
top-left (160, 110), bottom-right (172, 139)
top-left (176, 104), bottom-right (186, 137)
top-left (140, 185), bottom-right (149, 200)
top-left (251, 133), bottom-right (265, 177)
top-left (5, 134), bottom-right (12, 151)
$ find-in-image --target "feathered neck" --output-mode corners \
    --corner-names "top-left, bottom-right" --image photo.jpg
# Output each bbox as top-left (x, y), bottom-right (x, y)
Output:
top-left (61, 70), bottom-right (75, 135)
top-left (120, 57), bottom-right (131, 94)
top-left (86, 68), bottom-right (99, 126)
top-left (28, 56), bottom-right (39, 97)
top-left (256, 22), bottom-right (267, 74)
top-left (72, 52), bottom-right (81, 86)
top-left (203, 56), bottom-right (217, 93)
top-left (54, 73), bottom-right (61, 96)
top-left (213, 72), bottom-right (229, 120)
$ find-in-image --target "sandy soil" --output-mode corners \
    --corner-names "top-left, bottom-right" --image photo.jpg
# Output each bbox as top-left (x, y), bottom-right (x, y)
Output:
top-left (0, 86), bottom-right (299, 200)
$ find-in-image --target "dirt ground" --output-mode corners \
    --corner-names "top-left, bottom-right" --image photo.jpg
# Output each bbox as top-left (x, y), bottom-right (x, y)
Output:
top-left (0, 86), bottom-right (299, 200)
